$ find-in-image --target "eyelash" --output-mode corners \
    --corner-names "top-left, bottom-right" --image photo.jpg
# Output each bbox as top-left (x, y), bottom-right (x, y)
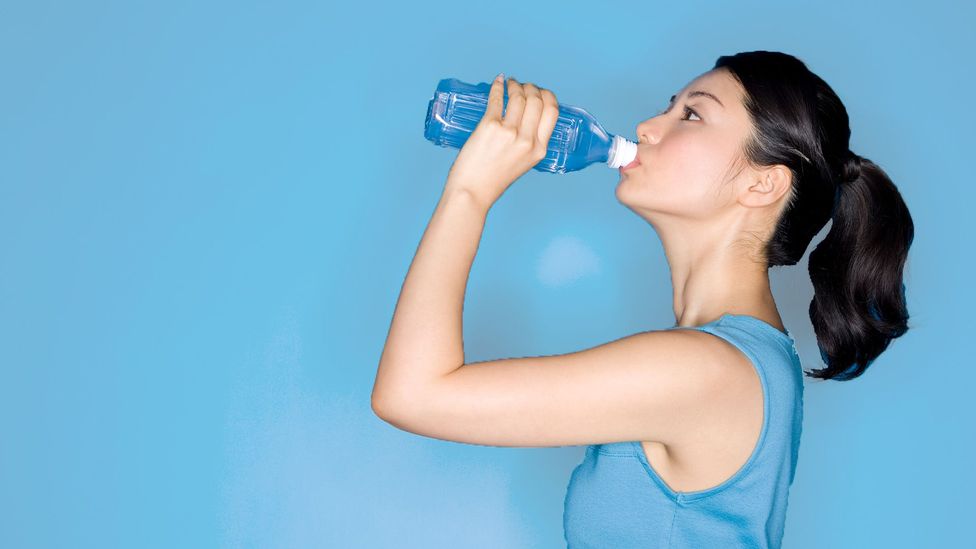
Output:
top-left (659, 105), bottom-right (702, 121)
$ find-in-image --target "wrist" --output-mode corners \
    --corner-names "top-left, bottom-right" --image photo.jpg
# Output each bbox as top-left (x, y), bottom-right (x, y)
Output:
top-left (441, 185), bottom-right (493, 215)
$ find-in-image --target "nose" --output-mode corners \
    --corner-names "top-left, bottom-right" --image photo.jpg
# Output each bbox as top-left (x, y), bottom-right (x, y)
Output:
top-left (636, 118), bottom-right (661, 145)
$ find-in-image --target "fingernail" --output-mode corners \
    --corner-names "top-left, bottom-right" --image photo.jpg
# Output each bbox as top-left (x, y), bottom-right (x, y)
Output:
top-left (495, 72), bottom-right (504, 82)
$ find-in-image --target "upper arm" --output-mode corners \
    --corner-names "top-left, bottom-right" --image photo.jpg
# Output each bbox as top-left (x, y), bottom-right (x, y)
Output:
top-left (372, 328), bottom-right (757, 448)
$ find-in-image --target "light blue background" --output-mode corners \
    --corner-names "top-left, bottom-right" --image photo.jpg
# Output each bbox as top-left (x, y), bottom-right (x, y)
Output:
top-left (2, 1), bottom-right (972, 547)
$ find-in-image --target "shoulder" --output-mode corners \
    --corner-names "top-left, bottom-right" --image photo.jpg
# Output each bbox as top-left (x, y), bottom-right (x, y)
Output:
top-left (666, 326), bottom-right (762, 387)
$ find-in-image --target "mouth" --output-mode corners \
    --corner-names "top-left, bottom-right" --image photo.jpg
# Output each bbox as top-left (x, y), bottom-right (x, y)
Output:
top-left (618, 155), bottom-right (642, 172)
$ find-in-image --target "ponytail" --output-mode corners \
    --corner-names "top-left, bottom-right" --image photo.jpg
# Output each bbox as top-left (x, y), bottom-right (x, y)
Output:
top-left (806, 153), bottom-right (914, 380)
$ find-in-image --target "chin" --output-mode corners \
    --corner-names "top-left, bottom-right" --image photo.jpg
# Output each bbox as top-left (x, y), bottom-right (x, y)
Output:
top-left (614, 177), bottom-right (630, 205)
top-left (614, 174), bottom-right (648, 206)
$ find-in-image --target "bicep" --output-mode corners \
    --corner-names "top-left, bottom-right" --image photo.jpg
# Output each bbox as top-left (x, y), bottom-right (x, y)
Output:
top-left (374, 329), bottom-right (748, 448)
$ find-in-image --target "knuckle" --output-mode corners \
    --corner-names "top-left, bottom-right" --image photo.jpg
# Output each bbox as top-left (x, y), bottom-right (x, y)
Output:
top-left (489, 122), bottom-right (510, 137)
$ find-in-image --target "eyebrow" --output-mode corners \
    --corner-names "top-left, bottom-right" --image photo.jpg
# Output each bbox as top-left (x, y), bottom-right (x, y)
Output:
top-left (669, 90), bottom-right (725, 109)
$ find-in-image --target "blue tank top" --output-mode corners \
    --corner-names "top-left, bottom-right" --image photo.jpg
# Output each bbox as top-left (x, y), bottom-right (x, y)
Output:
top-left (563, 313), bottom-right (804, 548)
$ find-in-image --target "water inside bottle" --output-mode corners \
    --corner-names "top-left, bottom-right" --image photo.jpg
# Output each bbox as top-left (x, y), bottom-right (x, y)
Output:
top-left (425, 77), bottom-right (637, 174)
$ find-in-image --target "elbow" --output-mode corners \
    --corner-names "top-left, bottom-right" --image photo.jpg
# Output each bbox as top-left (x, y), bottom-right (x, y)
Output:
top-left (371, 390), bottom-right (393, 420)
top-left (371, 379), bottom-right (428, 424)
top-left (371, 364), bottom-right (442, 423)
top-left (371, 385), bottom-right (411, 422)
top-left (371, 368), bottom-right (395, 419)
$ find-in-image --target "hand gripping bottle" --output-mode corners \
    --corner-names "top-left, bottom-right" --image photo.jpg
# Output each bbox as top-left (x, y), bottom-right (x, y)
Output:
top-left (424, 77), bottom-right (638, 174)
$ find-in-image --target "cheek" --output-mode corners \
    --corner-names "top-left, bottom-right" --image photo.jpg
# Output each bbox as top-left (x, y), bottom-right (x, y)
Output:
top-left (661, 139), bottom-right (722, 180)
top-left (616, 138), bottom-right (729, 212)
top-left (639, 138), bottom-right (719, 192)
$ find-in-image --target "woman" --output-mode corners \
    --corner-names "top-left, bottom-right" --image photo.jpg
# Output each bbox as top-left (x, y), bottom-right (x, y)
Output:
top-left (372, 50), bottom-right (914, 547)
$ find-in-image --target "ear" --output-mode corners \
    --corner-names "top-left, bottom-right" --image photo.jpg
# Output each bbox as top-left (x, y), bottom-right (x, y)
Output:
top-left (740, 164), bottom-right (792, 208)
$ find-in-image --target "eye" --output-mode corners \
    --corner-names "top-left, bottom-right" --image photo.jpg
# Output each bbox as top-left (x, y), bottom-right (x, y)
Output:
top-left (680, 106), bottom-right (701, 121)
top-left (656, 103), bottom-right (702, 122)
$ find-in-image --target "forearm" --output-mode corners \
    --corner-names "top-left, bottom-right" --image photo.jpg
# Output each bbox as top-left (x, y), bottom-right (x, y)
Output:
top-left (373, 187), bottom-right (489, 405)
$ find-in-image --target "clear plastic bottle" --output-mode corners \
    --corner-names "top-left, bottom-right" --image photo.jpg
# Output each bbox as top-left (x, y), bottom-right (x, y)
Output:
top-left (424, 77), bottom-right (638, 174)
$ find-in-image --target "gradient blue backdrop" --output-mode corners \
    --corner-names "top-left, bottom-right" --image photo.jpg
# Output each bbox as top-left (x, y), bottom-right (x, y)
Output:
top-left (2, 1), bottom-right (972, 547)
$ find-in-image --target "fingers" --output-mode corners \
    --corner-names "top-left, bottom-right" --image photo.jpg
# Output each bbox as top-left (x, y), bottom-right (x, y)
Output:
top-left (501, 77), bottom-right (526, 130)
top-left (537, 88), bottom-right (559, 150)
top-left (484, 73), bottom-right (505, 122)
top-left (516, 81), bottom-right (544, 143)
top-left (493, 75), bottom-right (559, 157)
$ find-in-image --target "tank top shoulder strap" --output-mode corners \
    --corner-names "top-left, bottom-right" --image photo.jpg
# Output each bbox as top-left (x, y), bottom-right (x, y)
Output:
top-left (673, 313), bottom-right (797, 361)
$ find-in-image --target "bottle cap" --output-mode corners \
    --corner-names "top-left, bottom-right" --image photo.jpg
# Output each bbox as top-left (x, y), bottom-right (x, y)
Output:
top-left (608, 135), bottom-right (637, 169)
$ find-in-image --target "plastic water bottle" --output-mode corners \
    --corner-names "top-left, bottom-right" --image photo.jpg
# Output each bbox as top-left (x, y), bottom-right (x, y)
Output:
top-left (424, 77), bottom-right (638, 174)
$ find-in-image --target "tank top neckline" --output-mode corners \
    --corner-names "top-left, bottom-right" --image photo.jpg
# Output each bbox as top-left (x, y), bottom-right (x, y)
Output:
top-left (676, 313), bottom-right (794, 343)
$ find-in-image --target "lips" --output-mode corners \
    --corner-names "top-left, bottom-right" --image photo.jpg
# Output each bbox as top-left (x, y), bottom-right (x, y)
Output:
top-left (620, 155), bottom-right (642, 171)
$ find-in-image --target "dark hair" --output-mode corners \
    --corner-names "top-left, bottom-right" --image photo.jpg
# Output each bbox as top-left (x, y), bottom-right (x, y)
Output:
top-left (713, 51), bottom-right (915, 381)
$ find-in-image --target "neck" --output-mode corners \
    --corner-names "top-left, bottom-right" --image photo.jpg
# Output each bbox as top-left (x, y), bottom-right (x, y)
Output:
top-left (651, 212), bottom-right (781, 330)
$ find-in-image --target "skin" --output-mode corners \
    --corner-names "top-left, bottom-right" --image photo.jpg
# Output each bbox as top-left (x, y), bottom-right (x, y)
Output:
top-left (373, 70), bottom-right (796, 493)
top-left (618, 67), bottom-right (794, 332)
top-left (618, 67), bottom-right (796, 489)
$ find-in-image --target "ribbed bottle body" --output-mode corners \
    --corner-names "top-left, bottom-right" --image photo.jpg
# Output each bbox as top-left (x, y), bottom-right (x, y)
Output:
top-left (424, 78), bottom-right (636, 174)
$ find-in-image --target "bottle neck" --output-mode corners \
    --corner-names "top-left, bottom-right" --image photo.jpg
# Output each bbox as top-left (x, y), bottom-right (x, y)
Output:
top-left (607, 135), bottom-right (637, 169)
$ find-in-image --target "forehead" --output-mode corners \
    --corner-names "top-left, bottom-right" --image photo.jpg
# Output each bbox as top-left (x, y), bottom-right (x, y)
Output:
top-left (680, 68), bottom-right (743, 108)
